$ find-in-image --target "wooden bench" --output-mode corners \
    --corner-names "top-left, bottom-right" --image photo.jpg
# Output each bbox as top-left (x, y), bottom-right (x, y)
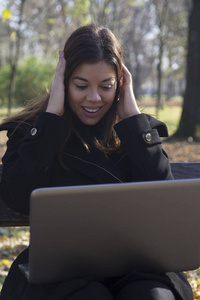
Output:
top-left (0, 162), bottom-right (200, 227)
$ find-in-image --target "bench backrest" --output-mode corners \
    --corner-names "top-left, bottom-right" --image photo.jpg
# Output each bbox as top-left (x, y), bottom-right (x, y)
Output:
top-left (0, 163), bottom-right (200, 227)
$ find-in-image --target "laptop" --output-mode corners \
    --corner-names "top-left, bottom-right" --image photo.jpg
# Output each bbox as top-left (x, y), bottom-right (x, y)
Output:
top-left (19, 178), bottom-right (200, 284)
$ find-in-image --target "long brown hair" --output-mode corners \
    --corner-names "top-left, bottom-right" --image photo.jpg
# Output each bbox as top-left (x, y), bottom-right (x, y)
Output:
top-left (2, 24), bottom-right (123, 153)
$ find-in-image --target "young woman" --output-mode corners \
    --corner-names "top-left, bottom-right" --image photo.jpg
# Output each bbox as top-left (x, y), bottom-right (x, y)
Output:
top-left (0, 24), bottom-right (193, 300)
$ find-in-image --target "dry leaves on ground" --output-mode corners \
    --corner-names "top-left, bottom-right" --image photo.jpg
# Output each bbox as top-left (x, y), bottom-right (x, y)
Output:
top-left (163, 140), bottom-right (200, 162)
top-left (0, 228), bottom-right (29, 289)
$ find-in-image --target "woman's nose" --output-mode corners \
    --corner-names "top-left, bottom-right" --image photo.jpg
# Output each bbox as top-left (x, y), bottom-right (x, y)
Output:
top-left (87, 88), bottom-right (101, 102)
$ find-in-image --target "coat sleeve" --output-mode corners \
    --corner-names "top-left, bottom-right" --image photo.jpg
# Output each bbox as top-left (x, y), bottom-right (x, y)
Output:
top-left (0, 112), bottom-right (70, 215)
top-left (114, 113), bottom-right (173, 182)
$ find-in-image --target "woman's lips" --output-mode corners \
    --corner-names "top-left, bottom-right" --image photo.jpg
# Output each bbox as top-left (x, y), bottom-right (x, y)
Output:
top-left (82, 106), bottom-right (102, 113)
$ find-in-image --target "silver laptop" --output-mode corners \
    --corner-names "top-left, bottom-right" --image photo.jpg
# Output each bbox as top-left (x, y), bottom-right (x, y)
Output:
top-left (20, 179), bottom-right (200, 284)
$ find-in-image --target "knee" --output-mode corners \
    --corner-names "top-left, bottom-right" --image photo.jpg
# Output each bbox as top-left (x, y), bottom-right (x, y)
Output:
top-left (67, 281), bottom-right (113, 300)
top-left (116, 280), bottom-right (176, 300)
top-left (150, 285), bottom-right (176, 300)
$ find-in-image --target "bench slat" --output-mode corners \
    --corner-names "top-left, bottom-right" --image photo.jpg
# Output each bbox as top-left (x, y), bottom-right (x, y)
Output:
top-left (0, 198), bottom-right (29, 227)
top-left (0, 163), bottom-right (199, 227)
top-left (0, 165), bottom-right (29, 227)
top-left (171, 162), bottom-right (200, 180)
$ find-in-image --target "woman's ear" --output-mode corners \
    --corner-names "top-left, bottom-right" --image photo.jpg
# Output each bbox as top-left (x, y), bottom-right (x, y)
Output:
top-left (120, 76), bottom-right (123, 87)
top-left (115, 81), bottom-right (120, 100)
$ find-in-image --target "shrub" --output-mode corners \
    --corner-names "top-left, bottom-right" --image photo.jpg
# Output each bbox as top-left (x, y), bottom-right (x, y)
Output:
top-left (0, 56), bottom-right (56, 107)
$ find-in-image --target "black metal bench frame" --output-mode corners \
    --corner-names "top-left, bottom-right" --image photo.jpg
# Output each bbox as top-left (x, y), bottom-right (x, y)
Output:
top-left (0, 162), bottom-right (200, 227)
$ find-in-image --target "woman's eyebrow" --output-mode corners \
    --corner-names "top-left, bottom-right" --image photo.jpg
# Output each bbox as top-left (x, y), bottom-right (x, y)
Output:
top-left (72, 76), bottom-right (88, 82)
top-left (102, 77), bottom-right (116, 82)
top-left (72, 76), bottom-right (116, 82)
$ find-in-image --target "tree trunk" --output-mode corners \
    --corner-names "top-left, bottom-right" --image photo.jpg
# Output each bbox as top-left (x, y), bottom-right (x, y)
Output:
top-left (156, 37), bottom-right (164, 113)
top-left (133, 53), bottom-right (142, 100)
top-left (7, 0), bottom-right (26, 114)
top-left (174, 0), bottom-right (200, 140)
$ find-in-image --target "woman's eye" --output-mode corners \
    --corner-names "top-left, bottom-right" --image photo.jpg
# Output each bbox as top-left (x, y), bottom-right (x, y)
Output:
top-left (76, 85), bottom-right (87, 90)
top-left (102, 85), bottom-right (113, 90)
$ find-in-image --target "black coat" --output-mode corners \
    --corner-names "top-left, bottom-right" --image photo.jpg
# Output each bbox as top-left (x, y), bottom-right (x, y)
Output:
top-left (0, 113), bottom-right (193, 300)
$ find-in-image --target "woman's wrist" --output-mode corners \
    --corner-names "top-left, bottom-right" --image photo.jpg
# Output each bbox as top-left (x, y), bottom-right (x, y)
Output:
top-left (46, 106), bottom-right (64, 116)
top-left (120, 108), bottom-right (141, 120)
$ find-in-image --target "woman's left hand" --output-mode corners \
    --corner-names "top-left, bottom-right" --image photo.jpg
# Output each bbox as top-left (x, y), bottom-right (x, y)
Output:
top-left (46, 50), bottom-right (66, 116)
top-left (117, 64), bottom-right (141, 120)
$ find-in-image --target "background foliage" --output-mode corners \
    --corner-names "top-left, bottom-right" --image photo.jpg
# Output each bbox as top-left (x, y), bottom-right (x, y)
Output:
top-left (0, 56), bottom-right (54, 106)
top-left (0, 0), bottom-right (190, 110)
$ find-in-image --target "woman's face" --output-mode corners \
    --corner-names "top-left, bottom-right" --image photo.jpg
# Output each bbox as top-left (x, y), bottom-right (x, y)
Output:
top-left (68, 61), bottom-right (117, 126)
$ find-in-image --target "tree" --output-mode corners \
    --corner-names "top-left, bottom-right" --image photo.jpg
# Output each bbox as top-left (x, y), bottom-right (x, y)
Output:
top-left (152, 0), bottom-right (169, 111)
top-left (0, 0), bottom-right (190, 111)
top-left (7, 0), bottom-right (26, 113)
top-left (174, 0), bottom-right (200, 140)
top-left (121, 2), bottom-right (156, 99)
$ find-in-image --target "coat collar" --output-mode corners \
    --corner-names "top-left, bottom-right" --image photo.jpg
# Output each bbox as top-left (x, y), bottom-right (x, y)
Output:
top-left (63, 152), bottom-right (124, 184)
top-left (63, 132), bottom-right (125, 184)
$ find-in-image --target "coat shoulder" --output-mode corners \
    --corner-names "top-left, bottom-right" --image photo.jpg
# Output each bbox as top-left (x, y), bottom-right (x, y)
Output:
top-left (0, 120), bottom-right (34, 136)
top-left (145, 114), bottom-right (168, 137)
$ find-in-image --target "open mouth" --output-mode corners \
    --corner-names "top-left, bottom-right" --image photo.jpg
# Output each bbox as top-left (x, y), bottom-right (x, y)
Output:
top-left (82, 107), bottom-right (101, 113)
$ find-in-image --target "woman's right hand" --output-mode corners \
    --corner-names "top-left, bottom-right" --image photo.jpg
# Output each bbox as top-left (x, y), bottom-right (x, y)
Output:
top-left (46, 50), bottom-right (66, 116)
top-left (117, 64), bottom-right (140, 121)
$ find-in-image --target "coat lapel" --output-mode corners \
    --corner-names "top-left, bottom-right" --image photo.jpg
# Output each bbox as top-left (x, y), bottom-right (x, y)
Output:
top-left (62, 125), bottom-right (126, 184)
top-left (63, 151), bottom-right (125, 184)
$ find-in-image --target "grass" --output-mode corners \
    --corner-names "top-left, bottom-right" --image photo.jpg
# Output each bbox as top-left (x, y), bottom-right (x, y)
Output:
top-left (0, 107), bottom-right (22, 120)
top-left (141, 105), bottom-right (182, 136)
top-left (0, 104), bottom-right (182, 136)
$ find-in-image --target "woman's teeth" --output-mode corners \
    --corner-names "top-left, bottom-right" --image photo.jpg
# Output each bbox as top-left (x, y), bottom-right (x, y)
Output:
top-left (83, 107), bottom-right (101, 113)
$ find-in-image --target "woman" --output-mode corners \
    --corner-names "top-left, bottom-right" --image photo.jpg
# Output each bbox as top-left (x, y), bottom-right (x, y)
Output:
top-left (0, 24), bottom-right (193, 300)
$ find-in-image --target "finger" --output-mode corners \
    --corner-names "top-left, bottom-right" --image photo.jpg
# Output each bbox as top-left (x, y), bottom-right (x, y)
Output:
top-left (122, 64), bottom-right (132, 85)
top-left (59, 50), bottom-right (64, 58)
top-left (122, 63), bottom-right (132, 76)
top-left (56, 50), bottom-right (66, 74)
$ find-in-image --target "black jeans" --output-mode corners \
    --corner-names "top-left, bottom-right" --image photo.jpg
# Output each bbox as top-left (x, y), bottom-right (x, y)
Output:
top-left (66, 280), bottom-right (177, 300)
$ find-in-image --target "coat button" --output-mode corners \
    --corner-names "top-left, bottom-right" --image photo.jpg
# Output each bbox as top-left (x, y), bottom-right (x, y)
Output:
top-left (30, 128), bottom-right (37, 136)
top-left (145, 133), bottom-right (152, 142)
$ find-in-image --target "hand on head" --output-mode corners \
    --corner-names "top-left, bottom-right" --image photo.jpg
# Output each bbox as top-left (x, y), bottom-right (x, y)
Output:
top-left (46, 50), bottom-right (66, 116)
top-left (117, 64), bottom-right (141, 121)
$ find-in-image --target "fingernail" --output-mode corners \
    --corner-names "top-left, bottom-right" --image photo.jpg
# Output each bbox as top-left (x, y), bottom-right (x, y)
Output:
top-left (59, 50), bottom-right (64, 57)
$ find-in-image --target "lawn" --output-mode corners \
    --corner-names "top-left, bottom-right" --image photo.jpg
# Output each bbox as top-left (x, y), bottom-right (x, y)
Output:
top-left (142, 105), bottom-right (182, 136)
top-left (0, 104), bottom-right (200, 297)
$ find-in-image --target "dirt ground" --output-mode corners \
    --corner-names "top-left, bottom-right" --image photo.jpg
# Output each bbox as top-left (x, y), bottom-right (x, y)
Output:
top-left (163, 140), bottom-right (200, 163)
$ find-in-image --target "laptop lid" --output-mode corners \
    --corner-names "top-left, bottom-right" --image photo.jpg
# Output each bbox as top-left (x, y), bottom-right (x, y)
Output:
top-left (28, 179), bottom-right (200, 284)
